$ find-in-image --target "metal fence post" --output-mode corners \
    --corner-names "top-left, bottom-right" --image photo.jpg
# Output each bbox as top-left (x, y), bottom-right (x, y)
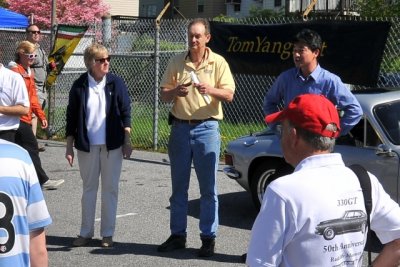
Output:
top-left (153, 2), bottom-right (171, 150)
top-left (153, 21), bottom-right (160, 151)
top-left (102, 14), bottom-right (112, 49)
top-left (47, 0), bottom-right (57, 137)
top-left (2, 16), bottom-right (398, 151)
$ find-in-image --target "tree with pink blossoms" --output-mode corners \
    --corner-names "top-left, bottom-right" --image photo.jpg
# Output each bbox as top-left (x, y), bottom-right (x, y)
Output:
top-left (7, 0), bottom-right (110, 29)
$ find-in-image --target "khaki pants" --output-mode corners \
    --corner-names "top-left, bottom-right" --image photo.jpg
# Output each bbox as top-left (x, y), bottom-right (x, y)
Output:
top-left (77, 145), bottom-right (123, 238)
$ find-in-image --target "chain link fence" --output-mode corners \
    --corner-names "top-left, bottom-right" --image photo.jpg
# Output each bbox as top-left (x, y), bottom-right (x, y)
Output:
top-left (1, 16), bottom-right (400, 154)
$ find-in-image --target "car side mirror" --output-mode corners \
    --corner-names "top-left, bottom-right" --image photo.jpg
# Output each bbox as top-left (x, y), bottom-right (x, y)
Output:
top-left (376, 144), bottom-right (396, 157)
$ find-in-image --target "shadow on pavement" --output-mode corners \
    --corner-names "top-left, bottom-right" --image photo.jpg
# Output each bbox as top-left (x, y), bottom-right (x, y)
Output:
top-left (46, 235), bottom-right (243, 264)
top-left (89, 242), bottom-right (243, 264)
top-left (46, 235), bottom-right (75, 252)
top-left (186, 191), bottom-right (258, 230)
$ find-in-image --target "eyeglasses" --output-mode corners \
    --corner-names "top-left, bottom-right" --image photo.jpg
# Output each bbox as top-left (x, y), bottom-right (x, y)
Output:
top-left (24, 53), bottom-right (38, 59)
top-left (28, 30), bottom-right (41, 34)
top-left (94, 57), bottom-right (111, 64)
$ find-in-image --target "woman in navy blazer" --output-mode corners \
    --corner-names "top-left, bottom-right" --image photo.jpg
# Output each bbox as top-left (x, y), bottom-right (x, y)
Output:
top-left (65, 43), bottom-right (132, 248)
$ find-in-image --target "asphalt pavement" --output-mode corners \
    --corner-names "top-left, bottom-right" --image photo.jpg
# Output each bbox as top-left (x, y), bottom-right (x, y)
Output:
top-left (39, 140), bottom-right (257, 267)
top-left (39, 140), bottom-right (377, 267)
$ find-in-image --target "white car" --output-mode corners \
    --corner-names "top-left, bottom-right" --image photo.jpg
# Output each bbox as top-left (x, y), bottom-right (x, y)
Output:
top-left (224, 89), bottom-right (400, 209)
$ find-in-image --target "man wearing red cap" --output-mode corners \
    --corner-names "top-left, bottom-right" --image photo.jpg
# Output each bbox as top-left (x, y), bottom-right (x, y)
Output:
top-left (246, 94), bottom-right (400, 266)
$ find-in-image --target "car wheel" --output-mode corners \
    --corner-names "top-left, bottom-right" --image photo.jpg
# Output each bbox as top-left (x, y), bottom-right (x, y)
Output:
top-left (250, 160), bottom-right (293, 210)
top-left (323, 227), bottom-right (336, 240)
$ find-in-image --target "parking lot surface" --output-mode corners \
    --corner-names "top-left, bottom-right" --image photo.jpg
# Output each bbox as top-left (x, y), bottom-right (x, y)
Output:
top-left (39, 140), bottom-right (377, 266)
top-left (40, 140), bottom-right (257, 267)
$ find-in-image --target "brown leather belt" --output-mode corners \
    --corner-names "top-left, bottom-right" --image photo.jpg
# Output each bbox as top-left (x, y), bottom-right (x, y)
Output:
top-left (173, 117), bottom-right (217, 125)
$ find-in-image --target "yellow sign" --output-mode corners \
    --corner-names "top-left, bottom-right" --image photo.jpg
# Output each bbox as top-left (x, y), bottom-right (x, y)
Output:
top-left (46, 24), bottom-right (88, 87)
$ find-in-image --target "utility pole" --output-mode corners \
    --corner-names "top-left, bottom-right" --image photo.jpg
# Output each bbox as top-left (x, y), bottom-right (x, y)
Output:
top-left (47, 0), bottom-right (57, 138)
top-left (170, 0), bottom-right (174, 18)
top-left (50, 0), bottom-right (57, 50)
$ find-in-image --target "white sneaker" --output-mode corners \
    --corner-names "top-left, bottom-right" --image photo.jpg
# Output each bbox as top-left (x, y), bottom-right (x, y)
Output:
top-left (42, 179), bottom-right (64, 190)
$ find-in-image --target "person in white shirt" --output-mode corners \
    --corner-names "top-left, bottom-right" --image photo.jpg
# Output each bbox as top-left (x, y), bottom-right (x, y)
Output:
top-left (65, 43), bottom-right (132, 248)
top-left (0, 58), bottom-right (29, 142)
top-left (0, 138), bottom-right (52, 267)
top-left (246, 93), bottom-right (400, 267)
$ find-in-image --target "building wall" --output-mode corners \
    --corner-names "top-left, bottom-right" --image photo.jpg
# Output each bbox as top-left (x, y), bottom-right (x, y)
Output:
top-left (263, 0), bottom-right (276, 10)
top-left (139, 0), bottom-right (167, 18)
top-left (227, 0), bottom-right (263, 18)
top-left (176, 0), bottom-right (226, 19)
top-left (264, 0), bottom-right (342, 13)
top-left (103, 0), bottom-right (139, 17)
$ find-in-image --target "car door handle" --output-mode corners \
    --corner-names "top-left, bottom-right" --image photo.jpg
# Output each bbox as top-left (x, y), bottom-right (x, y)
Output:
top-left (376, 144), bottom-right (396, 157)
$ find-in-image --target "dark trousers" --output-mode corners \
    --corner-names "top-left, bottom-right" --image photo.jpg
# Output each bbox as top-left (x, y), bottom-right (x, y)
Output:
top-left (0, 129), bottom-right (16, 143)
top-left (15, 121), bottom-right (49, 185)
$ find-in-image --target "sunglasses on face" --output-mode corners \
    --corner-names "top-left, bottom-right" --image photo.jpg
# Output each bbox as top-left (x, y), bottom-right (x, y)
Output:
top-left (24, 53), bottom-right (38, 59)
top-left (94, 57), bottom-right (111, 64)
top-left (28, 30), bottom-right (41, 34)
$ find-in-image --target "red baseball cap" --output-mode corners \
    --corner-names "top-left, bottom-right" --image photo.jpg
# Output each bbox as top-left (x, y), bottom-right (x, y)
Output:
top-left (265, 94), bottom-right (341, 138)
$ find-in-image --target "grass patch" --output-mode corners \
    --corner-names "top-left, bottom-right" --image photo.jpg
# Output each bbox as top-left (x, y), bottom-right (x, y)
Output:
top-left (131, 103), bottom-right (265, 155)
top-left (44, 105), bottom-right (266, 157)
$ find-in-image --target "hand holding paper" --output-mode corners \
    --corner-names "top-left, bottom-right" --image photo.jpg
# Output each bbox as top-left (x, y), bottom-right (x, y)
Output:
top-left (190, 71), bottom-right (211, 104)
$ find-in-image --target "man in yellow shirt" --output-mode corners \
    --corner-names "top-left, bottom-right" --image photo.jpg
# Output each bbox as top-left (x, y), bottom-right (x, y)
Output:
top-left (158, 18), bottom-right (235, 257)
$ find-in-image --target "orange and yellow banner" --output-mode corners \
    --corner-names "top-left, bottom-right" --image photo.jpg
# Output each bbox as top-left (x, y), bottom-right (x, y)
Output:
top-left (46, 24), bottom-right (88, 87)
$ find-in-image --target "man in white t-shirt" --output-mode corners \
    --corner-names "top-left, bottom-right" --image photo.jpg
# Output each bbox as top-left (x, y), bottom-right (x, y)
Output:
top-left (246, 94), bottom-right (400, 267)
top-left (0, 61), bottom-right (30, 142)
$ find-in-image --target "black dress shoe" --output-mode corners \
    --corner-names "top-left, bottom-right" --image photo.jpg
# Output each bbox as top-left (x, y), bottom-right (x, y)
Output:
top-left (198, 237), bottom-right (215, 257)
top-left (157, 234), bottom-right (186, 252)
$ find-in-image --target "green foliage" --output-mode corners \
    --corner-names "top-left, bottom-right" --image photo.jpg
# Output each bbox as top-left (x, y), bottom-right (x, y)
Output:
top-left (213, 14), bottom-right (236, 23)
top-left (0, 0), bottom-right (8, 8)
top-left (242, 1), bottom-right (400, 19)
top-left (132, 33), bottom-right (185, 51)
top-left (130, 103), bottom-right (265, 156)
top-left (248, 6), bottom-right (284, 18)
top-left (383, 57), bottom-right (400, 72)
top-left (37, 106), bottom-right (67, 140)
top-left (355, 0), bottom-right (400, 17)
top-left (159, 39), bottom-right (185, 51)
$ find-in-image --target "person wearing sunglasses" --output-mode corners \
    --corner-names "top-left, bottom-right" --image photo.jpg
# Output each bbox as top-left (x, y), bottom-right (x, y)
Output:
top-left (26, 24), bottom-right (49, 150)
top-left (8, 41), bottom-right (65, 190)
top-left (65, 43), bottom-right (132, 248)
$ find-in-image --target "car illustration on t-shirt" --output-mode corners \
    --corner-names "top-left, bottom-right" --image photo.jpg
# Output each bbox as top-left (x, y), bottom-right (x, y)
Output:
top-left (315, 210), bottom-right (367, 240)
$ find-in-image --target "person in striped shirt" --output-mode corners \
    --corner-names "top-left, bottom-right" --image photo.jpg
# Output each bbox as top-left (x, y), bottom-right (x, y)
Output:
top-left (0, 139), bottom-right (52, 267)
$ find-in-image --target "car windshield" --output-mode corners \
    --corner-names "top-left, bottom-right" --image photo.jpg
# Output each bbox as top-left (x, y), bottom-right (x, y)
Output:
top-left (374, 100), bottom-right (400, 145)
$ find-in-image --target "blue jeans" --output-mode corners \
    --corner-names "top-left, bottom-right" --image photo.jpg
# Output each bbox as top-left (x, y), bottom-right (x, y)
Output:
top-left (168, 120), bottom-right (220, 238)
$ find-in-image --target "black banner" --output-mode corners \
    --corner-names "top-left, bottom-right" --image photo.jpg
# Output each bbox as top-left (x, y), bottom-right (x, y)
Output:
top-left (209, 20), bottom-right (391, 87)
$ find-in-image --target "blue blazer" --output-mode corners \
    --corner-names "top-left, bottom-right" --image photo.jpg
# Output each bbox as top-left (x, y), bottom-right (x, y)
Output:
top-left (66, 72), bottom-right (132, 152)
